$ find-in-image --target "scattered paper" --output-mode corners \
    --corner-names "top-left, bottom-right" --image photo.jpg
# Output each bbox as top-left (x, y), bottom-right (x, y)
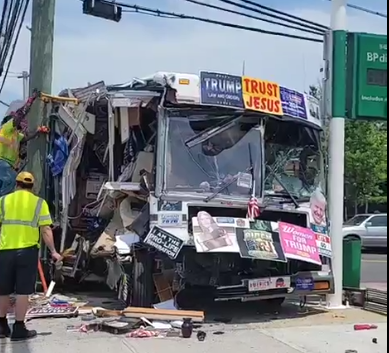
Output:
top-left (170, 320), bottom-right (183, 329)
top-left (153, 299), bottom-right (177, 311)
top-left (150, 321), bottom-right (172, 329)
top-left (141, 316), bottom-right (173, 330)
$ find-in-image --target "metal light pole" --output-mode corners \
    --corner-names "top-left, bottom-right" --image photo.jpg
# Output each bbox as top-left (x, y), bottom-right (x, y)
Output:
top-left (326, 0), bottom-right (348, 309)
top-left (17, 71), bottom-right (29, 100)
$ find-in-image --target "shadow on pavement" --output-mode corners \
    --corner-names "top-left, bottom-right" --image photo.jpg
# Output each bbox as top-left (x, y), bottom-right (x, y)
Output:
top-left (62, 290), bottom-right (329, 326)
top-left (205, 300), bottom-right (327, 325)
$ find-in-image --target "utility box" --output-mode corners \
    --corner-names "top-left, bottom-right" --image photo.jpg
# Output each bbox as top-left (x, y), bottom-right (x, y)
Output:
top-left (343, 237), bottom-right (362, 289)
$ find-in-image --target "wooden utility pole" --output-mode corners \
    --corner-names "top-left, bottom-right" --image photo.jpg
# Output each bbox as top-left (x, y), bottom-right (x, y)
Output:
top-left (27, 0), bottom-right (56, 197)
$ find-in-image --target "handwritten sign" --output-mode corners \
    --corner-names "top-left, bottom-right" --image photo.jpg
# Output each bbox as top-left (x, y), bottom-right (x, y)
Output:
top-left (144, 226), bottom-right (184, 259)
top-left (278, 222), bottom-right (321, 265)
top-left (242, 76), bottom-right (283, 115)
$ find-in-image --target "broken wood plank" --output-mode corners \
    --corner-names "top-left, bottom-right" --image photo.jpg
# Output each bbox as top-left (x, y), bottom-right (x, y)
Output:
top-left (94, 307), bottom-right (205, 322)
top-left (122, 307), bottom-right (204, 322)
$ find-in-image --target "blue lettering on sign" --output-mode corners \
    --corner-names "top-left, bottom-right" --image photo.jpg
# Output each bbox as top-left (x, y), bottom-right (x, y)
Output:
top-left (200, 71), bottom-right (244, 109)
top-left (296, 277), bottom-right (314, 291)
top-left (161, 214), bottom-right (180, 225)
top-left (280, 87), bottom-right (307, 120)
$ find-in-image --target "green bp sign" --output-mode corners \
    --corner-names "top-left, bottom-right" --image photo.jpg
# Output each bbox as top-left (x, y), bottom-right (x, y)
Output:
top-left (346, 33), bottom-right (387, 121)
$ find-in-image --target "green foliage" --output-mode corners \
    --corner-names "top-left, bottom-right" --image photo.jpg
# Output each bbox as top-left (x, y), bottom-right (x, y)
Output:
top-left (308, 84), bottom-right (386, 208)
top-left (369, 195), bottom-right (387, 204)
top-left (345, 121), bottom-right (387, 206)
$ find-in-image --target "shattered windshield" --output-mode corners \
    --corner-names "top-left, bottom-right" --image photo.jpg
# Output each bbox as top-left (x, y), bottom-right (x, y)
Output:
top-left (164, 111), bottom-right (262, 198)
top-left (264, 119), bottom-right (321, 199)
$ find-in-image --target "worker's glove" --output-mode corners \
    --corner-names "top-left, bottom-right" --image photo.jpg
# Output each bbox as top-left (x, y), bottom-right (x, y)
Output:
top-left (37, 126), bottom-right (50, 133)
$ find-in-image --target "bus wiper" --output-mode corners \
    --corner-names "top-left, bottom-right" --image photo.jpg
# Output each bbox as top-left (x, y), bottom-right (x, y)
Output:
top-left (204, 166), bottom-right (253, 203)
top-left (265, 165), bottom-right (299, 208)
top-left (248, 143), bottom-right (255, 196)
top-left (185, 114), bottom-right (243, 149)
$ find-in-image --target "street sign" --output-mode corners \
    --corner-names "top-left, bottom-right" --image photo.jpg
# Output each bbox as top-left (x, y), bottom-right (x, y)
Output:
top-left (346, 33), bottom-right (387, 121)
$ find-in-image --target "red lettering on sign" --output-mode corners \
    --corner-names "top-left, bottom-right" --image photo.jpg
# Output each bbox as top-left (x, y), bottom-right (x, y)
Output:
top-left (244, 96), bottom-right (282, 114)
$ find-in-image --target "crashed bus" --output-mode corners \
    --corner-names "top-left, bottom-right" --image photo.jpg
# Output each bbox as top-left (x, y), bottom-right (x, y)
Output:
top-left (44, 71), bottom-right (333, 308)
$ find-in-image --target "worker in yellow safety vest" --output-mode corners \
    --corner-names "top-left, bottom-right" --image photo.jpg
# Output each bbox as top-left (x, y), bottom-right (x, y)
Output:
top-left (0, 94), bottom-right (49, 197)
top-left (0, 172), bottom-right (62, 341)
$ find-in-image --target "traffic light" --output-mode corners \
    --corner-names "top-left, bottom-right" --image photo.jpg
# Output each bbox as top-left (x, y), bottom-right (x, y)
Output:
top-left (82, 0), bottom-right (122, 22)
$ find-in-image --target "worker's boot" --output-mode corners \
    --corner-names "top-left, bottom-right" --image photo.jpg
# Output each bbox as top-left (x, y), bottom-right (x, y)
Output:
top-left (11, 321), bottom-right (37, 341)
top-left (0, 318), bottom-right (11, 338)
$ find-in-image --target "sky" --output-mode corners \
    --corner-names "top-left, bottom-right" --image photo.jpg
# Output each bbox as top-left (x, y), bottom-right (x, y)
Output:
top-left (0, 0), bottom-right (387, 117)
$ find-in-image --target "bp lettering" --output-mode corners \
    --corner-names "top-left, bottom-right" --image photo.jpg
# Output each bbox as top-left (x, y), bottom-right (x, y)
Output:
top-left (367, 52), bottom-right (387, 63)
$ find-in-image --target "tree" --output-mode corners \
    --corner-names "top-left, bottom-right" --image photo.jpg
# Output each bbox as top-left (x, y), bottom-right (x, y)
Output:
top-left (309, 84), bottom-right (387, 215)
top-left (344, 121), bottom-right (387, 213)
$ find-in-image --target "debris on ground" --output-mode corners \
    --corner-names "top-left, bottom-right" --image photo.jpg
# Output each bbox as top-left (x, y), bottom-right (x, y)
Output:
top-left (332, 314), bottom-right (346, 319)
top-left (11, 290), bottom-right (386, 342)
top-left (94, 306), bottom-right (204, 322)
top-left (197, 331), bottom-right (207, 341)
top-left (353, 323), bottom-right (378, 331)
top-left (10, 291), bottom-right (208, 339)
top-left (126, 326), bottom-right (160, 338)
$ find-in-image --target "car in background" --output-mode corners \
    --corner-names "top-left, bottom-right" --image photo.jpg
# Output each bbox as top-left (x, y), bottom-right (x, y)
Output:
top-left (342, 214), bottom-right (387, 249)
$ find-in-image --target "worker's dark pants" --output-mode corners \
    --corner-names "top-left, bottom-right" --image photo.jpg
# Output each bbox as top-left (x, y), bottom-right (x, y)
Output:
top-left (0, 159), bottom-right (16, 197)
top-left (0, 246), bottom-right (38, 295)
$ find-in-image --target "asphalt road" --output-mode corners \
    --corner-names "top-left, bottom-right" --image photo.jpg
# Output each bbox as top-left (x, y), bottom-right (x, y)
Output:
top-left (361, 251), bottom-right (387, 289)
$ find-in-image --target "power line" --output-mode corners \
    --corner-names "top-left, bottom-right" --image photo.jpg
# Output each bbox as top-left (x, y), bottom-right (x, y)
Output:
top-left (0, 0), bottom-right (29, 96)
top-left (326, 0), bottom-right (387, 19)
top-left (232, 0), bottom-right (329, 30)
top-left (98, 1), bottom-right (324, 42)
top-left (0, 99), bottom-right (9, 107)
top-left (122, 9), bottom-right (181, 19)
top-left (0, 1), bottom-right (10, 50)
top-left (182, 0), bottom-right (325, 36)
top-left (0, 0), bottom-right (23, 71)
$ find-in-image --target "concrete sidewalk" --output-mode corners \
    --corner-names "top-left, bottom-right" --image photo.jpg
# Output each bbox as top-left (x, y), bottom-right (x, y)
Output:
top-left (1, 308), bottom-right (387, 353)
top-left (124, 324), bottom-right (387, 353)
top-left (1, 322), bottom-right (386, 353)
